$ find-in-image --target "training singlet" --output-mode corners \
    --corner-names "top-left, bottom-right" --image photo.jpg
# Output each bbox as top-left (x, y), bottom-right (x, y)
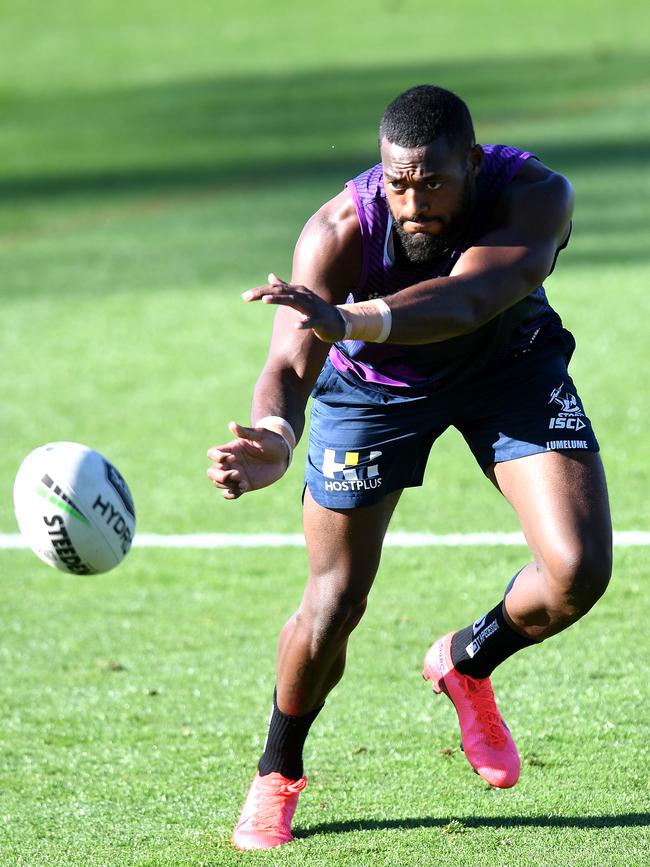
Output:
top-left (328, 145), bottom-right (567, 391)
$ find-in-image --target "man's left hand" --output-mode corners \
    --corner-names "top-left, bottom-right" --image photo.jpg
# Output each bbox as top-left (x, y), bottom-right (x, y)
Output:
top-left (242, 273), bottom-right (346, 343)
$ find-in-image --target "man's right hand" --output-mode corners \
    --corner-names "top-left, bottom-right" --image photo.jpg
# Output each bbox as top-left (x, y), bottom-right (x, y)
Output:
top-left (207, 421), bottom-right (291, 500)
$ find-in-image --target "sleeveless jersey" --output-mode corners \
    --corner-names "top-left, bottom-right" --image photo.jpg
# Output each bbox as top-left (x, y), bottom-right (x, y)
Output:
top-left (328, 144), bottom-right (566, 390)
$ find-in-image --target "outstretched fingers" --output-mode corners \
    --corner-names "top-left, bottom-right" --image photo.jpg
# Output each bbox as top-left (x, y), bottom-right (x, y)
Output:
top-left (242, 281), bottom-right (316, 317)
top-left (242, 275), bottom-right (346, 342)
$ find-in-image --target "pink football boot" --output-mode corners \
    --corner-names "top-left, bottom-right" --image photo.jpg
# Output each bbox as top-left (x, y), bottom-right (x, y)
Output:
top-left (232, 771), bottom-right (307, 850)
top-left (423, 632), bottom-right (520, 788)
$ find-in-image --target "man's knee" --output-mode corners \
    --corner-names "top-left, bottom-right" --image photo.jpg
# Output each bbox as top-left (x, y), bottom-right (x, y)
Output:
top-left (299, 579), bottom-right (370, 644)
top-left (542, 536), bottom-right (612, 618)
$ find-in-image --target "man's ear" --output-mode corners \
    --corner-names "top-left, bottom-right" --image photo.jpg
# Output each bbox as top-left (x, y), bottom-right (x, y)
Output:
top-left (467, 144), bottom-right (484, 177)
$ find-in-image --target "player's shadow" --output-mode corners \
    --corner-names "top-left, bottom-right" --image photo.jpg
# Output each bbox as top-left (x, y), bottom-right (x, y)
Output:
top-left (297, 812), bottom-right (650, 838)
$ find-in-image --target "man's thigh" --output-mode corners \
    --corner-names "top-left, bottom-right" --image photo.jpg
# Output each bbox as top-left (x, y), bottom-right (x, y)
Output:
top-left (492, 450), bottom-right (611, 563)
top-left (302, 486), bottom-right (403, 593)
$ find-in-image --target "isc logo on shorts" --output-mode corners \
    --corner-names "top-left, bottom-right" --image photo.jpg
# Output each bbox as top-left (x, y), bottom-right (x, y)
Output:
top-left (548, 384), bottom-right (586, 430)
top-left (322, 448), bottom-right (383, 492)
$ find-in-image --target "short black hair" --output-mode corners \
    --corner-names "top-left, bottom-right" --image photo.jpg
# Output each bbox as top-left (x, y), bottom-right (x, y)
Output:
top-left (379, 85), bottom-right (475, 153)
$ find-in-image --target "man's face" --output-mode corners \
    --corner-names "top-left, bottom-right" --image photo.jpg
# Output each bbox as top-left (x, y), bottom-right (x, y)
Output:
top-left (381, 137), bottom-right (483, 266)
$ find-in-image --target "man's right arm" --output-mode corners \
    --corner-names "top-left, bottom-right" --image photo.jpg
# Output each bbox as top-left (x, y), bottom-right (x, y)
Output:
top-left (252, 189), bottom-right (362, 439)
top-left (207, 189), bottom-right (360, 499)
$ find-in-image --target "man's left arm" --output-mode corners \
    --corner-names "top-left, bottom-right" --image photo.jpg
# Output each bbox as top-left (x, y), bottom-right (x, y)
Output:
top-left (384, 167), bottom-right (574, 344)
top-left (244, 164), bottom-right (573, 345)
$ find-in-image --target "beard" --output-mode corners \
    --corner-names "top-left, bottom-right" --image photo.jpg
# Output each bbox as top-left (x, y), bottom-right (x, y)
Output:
top-left (391, 176), bottom-right (474, 268)
top-left (391, 220), bottom-right (455, 265)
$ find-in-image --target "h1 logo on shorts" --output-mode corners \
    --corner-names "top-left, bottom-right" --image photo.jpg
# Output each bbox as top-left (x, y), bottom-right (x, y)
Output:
top-left (322, 448), bottom-right (382, 492)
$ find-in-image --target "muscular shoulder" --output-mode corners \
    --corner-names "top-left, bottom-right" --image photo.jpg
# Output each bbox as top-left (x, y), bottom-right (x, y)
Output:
top-left (292, 188), bottom-right (362, 303)
top-left (492, 158), bottom-right (574, 242)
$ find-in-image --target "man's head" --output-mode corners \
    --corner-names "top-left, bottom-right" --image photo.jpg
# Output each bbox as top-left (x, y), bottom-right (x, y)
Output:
top-left (379, 85), bottom-right (483, 266)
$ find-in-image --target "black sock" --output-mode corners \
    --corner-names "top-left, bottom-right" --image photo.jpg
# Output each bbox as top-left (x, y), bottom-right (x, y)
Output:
top-left (451, 600), bottom-right (536, 679)
top-left (258, 690), bottom-right (323, 780)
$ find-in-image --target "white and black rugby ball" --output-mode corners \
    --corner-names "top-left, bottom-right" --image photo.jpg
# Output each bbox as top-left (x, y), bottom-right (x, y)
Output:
top-left (13, 442), bottom-right (136, 575)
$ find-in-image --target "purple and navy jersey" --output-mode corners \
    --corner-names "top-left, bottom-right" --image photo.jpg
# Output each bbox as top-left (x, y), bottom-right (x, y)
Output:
top-left (329, 144), bottom-right (566, 390)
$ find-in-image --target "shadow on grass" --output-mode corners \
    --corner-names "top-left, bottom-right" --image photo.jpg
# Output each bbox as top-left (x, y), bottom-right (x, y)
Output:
top-left (2, 50), bottom-right (648, 202)
top-left (4, 51), bottom-right (648, 271)
top-left (297, 812), bottom-right (650, 837)
top-left (2, 141), bottom-right (648, 201)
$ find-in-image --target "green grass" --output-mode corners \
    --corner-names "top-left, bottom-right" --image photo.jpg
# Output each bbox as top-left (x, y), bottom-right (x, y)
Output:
top-left (2, 548), bottom-right (648, 865)
top-left (1, 0), bottom-right (649, 863)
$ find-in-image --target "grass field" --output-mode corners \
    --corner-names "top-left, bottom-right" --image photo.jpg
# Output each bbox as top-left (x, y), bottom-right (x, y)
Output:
top-left (1, 1), bottom-right (649, 864)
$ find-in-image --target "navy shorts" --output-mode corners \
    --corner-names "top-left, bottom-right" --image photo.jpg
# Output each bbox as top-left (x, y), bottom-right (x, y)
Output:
top-left (305, 337), bottom-right (599, 509)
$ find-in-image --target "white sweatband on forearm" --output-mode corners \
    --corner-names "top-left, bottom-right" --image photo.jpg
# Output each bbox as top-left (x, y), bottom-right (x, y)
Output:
top-left (256, 416), bottom-right (297, 466)
top-left (336, 297), bottom-right (392, 342)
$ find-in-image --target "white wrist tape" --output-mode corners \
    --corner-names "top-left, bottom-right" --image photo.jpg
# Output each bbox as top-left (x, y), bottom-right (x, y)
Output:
top-left (336, 297), bottom-right (392, 343)
top-left (256, 416), bottom-right (297, 466)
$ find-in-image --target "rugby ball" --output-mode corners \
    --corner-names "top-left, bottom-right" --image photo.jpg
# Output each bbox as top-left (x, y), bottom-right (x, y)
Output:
top-left (13, 442), bottom-right (136, 574)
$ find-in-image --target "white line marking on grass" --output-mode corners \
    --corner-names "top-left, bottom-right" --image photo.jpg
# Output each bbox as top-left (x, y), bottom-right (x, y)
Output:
top-left (138, 533), bottom-right (306, 548)
top-left (1, 531), bottom-right (649, 549)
